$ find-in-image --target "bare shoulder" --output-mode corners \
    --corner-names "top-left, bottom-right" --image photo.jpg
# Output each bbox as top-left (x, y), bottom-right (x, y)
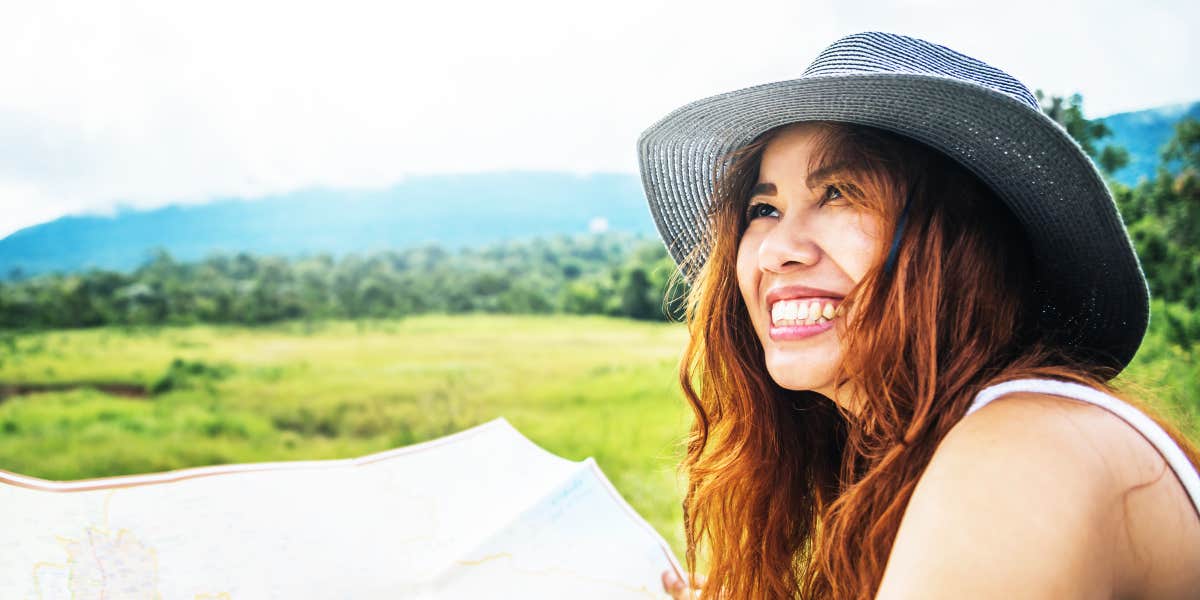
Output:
top-left (931, 391), bottom-right (1159, 490)
top-left (876, 391), bottom-right (1200, 600)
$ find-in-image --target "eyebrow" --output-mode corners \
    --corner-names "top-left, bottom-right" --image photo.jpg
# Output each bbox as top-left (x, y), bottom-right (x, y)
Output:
top-left (750, 162), bottom-right (852, 197)
top-left (804, 161), bottom-right (851, 189)
top-left (750, 182), bottom-right (776, 197)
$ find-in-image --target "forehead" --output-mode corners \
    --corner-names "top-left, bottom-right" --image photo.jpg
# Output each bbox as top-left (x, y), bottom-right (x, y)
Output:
top-left (757, 122), bottom-right (844, 188)
top-left (758, 123), bottom-right (828, 180)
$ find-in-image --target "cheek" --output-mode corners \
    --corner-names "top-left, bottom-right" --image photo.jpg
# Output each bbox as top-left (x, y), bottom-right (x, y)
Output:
top-left (833, 212), bottom-right (885, 283)
top-left (735, 233), bottom-right (762, 314)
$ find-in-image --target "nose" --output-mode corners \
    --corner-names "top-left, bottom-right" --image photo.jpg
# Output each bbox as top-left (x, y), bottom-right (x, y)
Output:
top-left (758, 212), bottom-right (820, 273)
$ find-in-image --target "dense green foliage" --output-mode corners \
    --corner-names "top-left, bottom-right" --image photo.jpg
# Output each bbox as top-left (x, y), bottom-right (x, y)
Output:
top-left (0, 234), bottom-right (687, 329)
top-left (1115, 118), bottom-right (1200, 310)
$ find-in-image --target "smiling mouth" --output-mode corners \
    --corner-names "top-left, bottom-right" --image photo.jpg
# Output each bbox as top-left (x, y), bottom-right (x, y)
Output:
top-left (769, 298), bottom-right (843, 328)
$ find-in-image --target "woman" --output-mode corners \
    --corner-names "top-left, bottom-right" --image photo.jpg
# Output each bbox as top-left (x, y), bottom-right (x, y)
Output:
top-left (637, 33), bottom-right (1200, 599)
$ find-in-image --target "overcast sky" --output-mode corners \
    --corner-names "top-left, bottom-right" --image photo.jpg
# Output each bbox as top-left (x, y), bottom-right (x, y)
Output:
top-left (2, 0), bottom-right (1197, 239)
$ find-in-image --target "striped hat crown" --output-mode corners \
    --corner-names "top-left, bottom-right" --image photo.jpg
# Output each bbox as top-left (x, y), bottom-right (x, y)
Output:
top-left (801, 32), bottom-right (1040, 110)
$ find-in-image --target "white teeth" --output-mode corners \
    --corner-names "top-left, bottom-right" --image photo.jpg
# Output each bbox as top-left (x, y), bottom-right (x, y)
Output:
top-left (770, 298), bottom-right (842, 327)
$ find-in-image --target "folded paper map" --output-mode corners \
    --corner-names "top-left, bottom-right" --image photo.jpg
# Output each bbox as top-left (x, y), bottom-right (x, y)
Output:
top-left (0, 418), bottom-right (682, 598)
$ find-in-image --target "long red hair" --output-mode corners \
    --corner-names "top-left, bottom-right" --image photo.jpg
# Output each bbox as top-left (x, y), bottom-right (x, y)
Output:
top-left (676, 121), bottom-right (1200, 599)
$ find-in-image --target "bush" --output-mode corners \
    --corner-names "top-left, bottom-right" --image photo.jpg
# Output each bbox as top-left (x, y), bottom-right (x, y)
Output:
top-left (148, 358), bottom-right (233, 395)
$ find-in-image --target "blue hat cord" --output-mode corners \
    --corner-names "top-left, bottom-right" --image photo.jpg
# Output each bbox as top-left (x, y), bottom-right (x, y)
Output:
top-left (883, 177), bottom-right (918, 275)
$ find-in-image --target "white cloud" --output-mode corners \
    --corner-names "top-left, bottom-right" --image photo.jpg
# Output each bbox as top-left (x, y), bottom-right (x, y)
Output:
top-left (0, 0), bottom-right (1196, 239)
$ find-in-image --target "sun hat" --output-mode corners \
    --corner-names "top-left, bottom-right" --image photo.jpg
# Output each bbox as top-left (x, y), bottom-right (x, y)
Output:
top-left (637, 31), bottom-right (1149, 372)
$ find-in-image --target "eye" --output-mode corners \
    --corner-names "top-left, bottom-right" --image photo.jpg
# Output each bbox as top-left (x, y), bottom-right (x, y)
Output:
top-left (745, 201), bottom-right (779, 221)
top-left (818, 184), bottom-right (844, 207)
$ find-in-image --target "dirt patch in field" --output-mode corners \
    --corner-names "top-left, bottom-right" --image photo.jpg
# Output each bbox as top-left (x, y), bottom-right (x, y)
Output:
top-left (0, 382), bottom-right (148, 401)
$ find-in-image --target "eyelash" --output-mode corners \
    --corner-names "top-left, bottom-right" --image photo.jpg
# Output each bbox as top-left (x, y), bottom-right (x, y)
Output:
top-left (745, 184), bottom-right (843, 221)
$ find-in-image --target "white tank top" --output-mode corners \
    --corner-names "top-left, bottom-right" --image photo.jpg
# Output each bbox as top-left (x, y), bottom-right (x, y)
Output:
top-left (968, 378), bottom-right (1200, 518)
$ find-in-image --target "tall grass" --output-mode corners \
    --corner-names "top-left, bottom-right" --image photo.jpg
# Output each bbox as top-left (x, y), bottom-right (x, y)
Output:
top-left (1117, 300), bottom-right (1200, 440)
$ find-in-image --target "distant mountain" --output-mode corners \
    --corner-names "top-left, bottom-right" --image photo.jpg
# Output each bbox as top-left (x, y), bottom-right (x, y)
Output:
top-left (1099, 101), bottom-right (1200, 186)
top-left (0, 172), bottom-right (655, 278)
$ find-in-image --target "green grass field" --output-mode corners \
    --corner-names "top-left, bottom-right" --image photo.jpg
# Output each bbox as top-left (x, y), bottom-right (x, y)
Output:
top-left (1, 313), bottom-right (1197, 560)
top-left (0, 316), bottom-right (694, 554)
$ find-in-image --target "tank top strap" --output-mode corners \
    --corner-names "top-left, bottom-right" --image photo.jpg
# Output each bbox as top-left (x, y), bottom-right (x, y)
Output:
top-left (968, 378), bottom-right (1200, 518)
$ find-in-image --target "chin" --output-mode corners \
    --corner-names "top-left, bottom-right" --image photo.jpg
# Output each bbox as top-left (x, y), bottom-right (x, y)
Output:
top-left (763, 346), bottom-right (839, 396)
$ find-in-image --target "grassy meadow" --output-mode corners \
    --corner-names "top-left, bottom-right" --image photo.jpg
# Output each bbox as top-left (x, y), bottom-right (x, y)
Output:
top-left (0, 316), bottom-right (693, 553)
top-left (1, 313), bottom-right (1197, 560)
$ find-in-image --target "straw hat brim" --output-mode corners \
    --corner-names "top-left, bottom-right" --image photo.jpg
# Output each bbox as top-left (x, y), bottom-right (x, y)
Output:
top-left (637, 72), bottom-right (1149, 370)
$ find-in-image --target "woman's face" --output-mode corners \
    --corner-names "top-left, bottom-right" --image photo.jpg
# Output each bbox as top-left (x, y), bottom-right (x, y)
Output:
top-left (736, 123), bottom-right (885, 407)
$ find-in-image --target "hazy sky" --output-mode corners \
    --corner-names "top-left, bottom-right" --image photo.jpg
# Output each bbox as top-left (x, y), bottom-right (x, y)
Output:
top-left (2, 0), bottom-right (1197, 239)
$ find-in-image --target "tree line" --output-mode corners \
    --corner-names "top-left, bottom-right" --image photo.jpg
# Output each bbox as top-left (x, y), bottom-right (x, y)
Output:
top-left (0, 234), bottom-right (688, 329)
